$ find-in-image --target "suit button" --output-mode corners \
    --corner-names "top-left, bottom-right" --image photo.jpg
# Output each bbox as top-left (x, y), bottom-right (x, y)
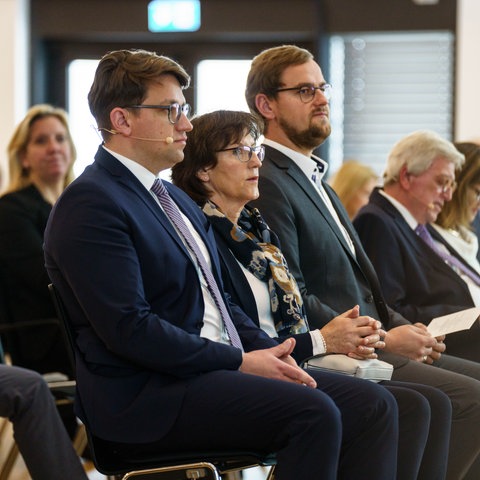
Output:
top-left (196, 322), bottom-right (204, 329)
top-left (365, 295), bottom-right (374, 303)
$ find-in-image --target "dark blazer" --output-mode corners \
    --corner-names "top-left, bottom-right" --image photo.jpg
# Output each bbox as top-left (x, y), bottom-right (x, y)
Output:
top-left (44, 146), bottom-right (276, 443)
top-left (250, 145), bottom-right (409, 368)
top-left (353, 188), bottom-right (480, 362)
top-left (213, 230), bottom-right (313, 363)
top-left (0, 185), bottom-right (71, 375)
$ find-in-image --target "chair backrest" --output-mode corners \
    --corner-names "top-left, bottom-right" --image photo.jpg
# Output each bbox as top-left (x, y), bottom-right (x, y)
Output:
top-left (0, 266), bottom-right (73, 377)
top-left (47, 284), bottom-right (77, 372)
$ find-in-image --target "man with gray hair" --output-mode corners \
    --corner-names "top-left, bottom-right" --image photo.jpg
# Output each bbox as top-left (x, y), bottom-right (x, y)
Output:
top-left (354, 129), bottom-right (480, 364)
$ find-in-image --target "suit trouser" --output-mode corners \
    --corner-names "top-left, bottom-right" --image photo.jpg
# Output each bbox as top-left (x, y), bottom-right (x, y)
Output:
top-left (0, 365), bottom-right (87, 480)
top-left (391, 354), bottom-right (480, 480)
top-left (382, 380), bottom-right (451, 480)
top-left (107, 369), bottom-right (399, 480)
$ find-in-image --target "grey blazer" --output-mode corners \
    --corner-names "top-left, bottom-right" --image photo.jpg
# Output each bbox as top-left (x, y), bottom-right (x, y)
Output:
top-left (250, 144), bottom-right (409, 367)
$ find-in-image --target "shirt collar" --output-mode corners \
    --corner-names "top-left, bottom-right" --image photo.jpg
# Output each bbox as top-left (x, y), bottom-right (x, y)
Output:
top-left (378, 189), bottom-right (418, 230)
top-left (263, 138), bottom-right (329, 182)
top-left (103, 145), bottom-right (157, 191)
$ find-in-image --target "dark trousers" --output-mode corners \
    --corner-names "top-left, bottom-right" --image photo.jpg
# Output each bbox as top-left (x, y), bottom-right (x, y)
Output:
top-left (392, 354), bottom-right (480, 480)
top-left (0, 365), bottom-right (87, 480)
top-left (108, 369), bottom-right (399, 480)
top-left (383, 380), bottom-right (452, 480)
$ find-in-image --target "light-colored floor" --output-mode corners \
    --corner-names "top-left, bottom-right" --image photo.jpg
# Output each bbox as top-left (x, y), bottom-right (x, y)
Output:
top-left (0, 419), bottom-right (268, 480)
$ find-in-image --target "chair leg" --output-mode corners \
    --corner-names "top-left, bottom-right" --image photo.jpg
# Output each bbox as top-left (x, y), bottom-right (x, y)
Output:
top-left (0, 418), bottom-right (9, 444)
top-left (72, 423), bottom-right (88, 456)
top-left (0, 442), bottom-right (19, 480)
top-left (222, 473), bottom-right (241, 480)
top-left (265, 465), bottom-right (275, 480)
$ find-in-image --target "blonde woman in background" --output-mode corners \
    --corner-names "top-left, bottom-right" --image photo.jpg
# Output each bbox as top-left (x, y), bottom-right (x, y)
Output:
top-left (433, 142), bottom-right (480, 272)
top-left (329, 160), bottom-right (378, 220)
top-left (0, 104), bottom-right (76, 378)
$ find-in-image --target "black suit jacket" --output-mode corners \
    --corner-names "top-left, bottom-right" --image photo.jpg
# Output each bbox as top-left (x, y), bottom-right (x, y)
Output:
top-left (250, 145), bottom-right (409, 367)
top-left (0, 185), bottom-right (71, 375)
top-left (354, 188), bottom-right (480, 362)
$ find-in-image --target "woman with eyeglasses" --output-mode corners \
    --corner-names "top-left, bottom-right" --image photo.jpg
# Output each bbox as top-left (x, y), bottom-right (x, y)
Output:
top-left (172, 110), bottom-right (459, 480)
top-left (433, 142), bottom-right (480, 272)
top-left (172, 110), bottom-right (390, 363)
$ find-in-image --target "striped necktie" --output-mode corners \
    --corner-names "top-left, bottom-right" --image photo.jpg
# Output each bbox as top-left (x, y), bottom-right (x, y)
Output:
top-left (151, 179), bottom-right (243, 349)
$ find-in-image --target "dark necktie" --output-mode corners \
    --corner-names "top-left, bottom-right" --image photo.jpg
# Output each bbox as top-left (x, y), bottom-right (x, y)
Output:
top-left (151, 179), bottom-right (243, 349)
top-left (415, 223), bottom-right (480, 286)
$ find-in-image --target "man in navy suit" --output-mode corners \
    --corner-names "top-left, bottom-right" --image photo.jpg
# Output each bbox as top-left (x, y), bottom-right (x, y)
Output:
top-left (247, 44), bottom-right (480, 479)
top-left (354, 130), bottom-right (480, 363)
top-left (43, 49), bottom-right (402, 480)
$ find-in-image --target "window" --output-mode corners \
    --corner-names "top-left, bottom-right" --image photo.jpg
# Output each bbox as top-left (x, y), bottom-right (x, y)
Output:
top-left (328, 31), bottom-right (454, 177)
top-left (195, 59), bottom-right (251, 114)
top-left (68, 59), bottom-right (100, 177)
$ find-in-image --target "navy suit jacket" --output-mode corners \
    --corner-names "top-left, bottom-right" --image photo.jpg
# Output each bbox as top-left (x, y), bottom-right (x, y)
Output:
top-left (44, 146), bottom-right (276, 443)
top-left (250, 145), bottom-right (409, 368)
top-left (354, 188), bottom-right (480, 362)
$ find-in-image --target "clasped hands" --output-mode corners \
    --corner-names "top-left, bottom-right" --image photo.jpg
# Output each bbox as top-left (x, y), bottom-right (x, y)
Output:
top-left (320, 305), bottom-right (385, 360)
top-left (384, 323), bottom-right (446, 364)
top-left (319, 306), bottom-right (445, 364)
top-left (238, 308), bottom-right (446, 388)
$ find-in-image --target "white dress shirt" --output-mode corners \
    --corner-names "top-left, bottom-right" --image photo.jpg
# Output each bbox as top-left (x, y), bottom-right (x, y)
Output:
top-left (103, 146), bottom-right (228, 344)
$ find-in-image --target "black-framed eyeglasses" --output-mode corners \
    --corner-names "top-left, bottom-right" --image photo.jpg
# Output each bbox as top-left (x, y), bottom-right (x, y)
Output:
top-left (122, 103), bottom-right (191, 124)
top-left (275, 84), bottom-right (332, 103)
top-left (217, 145), bottom-right (265, 163)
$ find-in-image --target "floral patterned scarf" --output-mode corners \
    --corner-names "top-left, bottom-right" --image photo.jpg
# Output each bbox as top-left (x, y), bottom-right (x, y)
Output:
top-left (203, 201), bottom-right (308, 335)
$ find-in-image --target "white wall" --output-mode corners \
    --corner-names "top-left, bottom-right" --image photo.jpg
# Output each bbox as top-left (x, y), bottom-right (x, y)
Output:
top-left (0, 0), bottom-right (28, 191)
top-left (455, 0), bottom-right (480, 142)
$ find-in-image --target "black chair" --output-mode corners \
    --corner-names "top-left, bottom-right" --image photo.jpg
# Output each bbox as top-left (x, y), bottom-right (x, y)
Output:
top-left (48, 284), bottom-right (276, 480)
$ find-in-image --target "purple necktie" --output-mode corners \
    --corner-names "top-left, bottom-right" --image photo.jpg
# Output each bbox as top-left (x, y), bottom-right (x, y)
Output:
top-left (415, 224), bottom-right (480, 286)
top-left (151, 179), bottom-right (243, 349)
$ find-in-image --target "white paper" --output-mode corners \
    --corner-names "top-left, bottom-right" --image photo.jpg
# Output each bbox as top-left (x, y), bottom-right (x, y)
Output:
top-left (427, 307), bottom-right (480, 337)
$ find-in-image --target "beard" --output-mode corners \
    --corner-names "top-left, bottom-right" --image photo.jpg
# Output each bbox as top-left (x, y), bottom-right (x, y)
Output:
top-left (278, 115), bottom-right (331, 151)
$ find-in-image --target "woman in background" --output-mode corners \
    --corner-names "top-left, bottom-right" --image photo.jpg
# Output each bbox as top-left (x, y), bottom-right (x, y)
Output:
top-left (433, 142), bottom-right (480, 272)
top-left (0, 104), bottom-right (76, 377)
top-left (329, 160), bottom-right (378, 220)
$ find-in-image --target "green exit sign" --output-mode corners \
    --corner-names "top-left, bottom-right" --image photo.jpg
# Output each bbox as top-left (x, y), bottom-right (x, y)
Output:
top-left (148, 0), bottom-right (201, 32)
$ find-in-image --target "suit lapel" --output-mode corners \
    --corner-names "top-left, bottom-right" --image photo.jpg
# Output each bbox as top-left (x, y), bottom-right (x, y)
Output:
top-left (265, 146), bottom-right (356, 257)
top-left (95, 146), bottom-right (200, 259)
top-left (370, 190), bottom-right (471, 285)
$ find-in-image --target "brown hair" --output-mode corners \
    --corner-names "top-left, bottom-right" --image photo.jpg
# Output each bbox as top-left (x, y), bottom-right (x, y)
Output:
top-left (5, 104), bottom-right (76, 193)
top-left (245, 45), bottom-right (313, 118)
top-left (436, 142), bottom-right (480, 231)
top-left (88, 49), bottom-right (190, 140)
top-left (172, 110), bottom-right (262, 205)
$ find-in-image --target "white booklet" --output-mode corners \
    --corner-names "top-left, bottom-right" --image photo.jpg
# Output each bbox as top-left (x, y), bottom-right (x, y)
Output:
top-left (427, 307), bottom-right (480, 337)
